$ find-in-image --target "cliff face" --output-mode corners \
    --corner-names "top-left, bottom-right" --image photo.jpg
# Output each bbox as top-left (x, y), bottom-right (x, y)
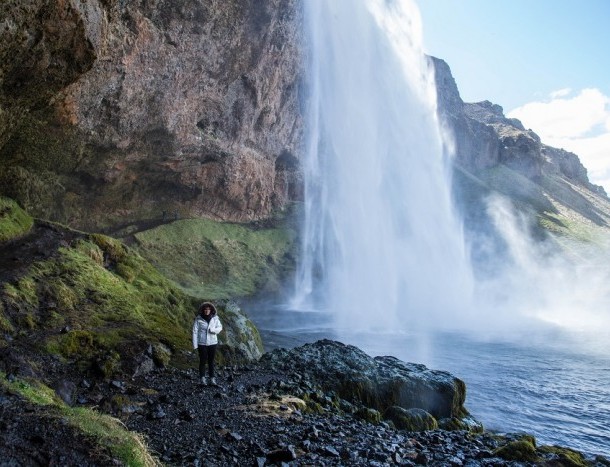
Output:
top-left (2, 2), bottom-right (607, 235)
top-left (432, 56), bottom-right (604, 194)
top-left (0, 0), bottom-right (304, 230)
top-left (431, 56), bottom-right (610, 238)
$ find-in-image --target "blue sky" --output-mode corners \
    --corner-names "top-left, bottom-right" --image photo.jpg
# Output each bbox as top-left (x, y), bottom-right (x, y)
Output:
top-left (417, 0), bottom-right (610, 191)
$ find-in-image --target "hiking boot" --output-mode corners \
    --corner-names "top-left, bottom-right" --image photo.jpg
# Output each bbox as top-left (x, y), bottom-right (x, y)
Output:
top-left (201, 376), bottom-right (208, 386)
top-left (210, 377), bottom-right (217, 386)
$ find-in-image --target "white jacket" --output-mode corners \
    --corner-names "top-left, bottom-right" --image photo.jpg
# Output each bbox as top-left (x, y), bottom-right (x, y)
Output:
top-left (192, 315), bottom-right (222, 348)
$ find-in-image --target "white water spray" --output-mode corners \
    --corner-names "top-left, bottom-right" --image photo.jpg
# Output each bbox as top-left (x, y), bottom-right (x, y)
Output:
top-left (293, 0), bottom-right (474, 332)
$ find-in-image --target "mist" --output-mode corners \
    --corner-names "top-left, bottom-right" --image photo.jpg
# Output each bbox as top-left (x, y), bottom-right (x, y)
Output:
top-left (463, 194), bottom-right (610, 352)
top-left (287, 0), bottom-right (610, 359)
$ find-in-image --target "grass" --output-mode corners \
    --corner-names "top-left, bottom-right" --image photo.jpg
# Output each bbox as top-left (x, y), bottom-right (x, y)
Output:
top-left (132, 218), bottom-right (296, 299)
top-left (0, 196), bottom-right (33, 242)
top-left (1, 219), bottom-right (264, 372)
top-left (1, 230), bottom-right (198, 372)
top-left (1, 372), bottom-right (160, 466)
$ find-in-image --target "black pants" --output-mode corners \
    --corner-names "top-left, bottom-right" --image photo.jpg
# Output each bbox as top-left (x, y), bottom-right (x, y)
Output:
top-left (198, 344), bottom-right (217, 378)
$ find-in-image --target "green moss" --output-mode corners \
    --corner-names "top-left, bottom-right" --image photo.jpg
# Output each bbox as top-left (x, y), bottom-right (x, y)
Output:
top-left (48, 330), bottom-right (96, 357)
top-left (74, 239), bottom-right (105, 266)
top-left (1, 372), bottom-right (159, 466)
top-left (151, 343), bottom-right (171, 367)
top-left (538, 445), bottom-right (588, 467)
top-left (0, 196), bottom-right (33, 242)
top-left (494, 435), bottom-right (538, 463)
top-left (2, 232), bottom-right (196, 363)
top-left (383, 406), bottom-right (438, 432)
top-left (0, 307), bottom-right (14, 333)
top-left (132, 218), bottom-right (296, 299)
top-left (301, 393), bottom-right (325, 414)
top-left (93, 350), bottom-right (122, 378)
top-left (0, 167), bottom-right (65, 221)
top-left (90, 233), bottom-right (128, 263)
top-left (354, 407), bottom-right (381, 424)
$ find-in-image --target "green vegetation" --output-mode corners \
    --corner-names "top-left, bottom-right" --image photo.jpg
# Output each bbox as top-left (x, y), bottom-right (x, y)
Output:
top-left (354, 407), bottom-right (382, 425)
top-left (538, 445), bottom-right (588, 467)
top-left (494, 434), bottom-right (538, 463)
top-left (0, 218), bottom-right (263, 373)
top-left (0, 196), bottom-right (33, 242)
top-left (132, 218), bottom-right (296, 299)
top-left (383, 406), bottom-right (438, 432)
top-left (1, 230), bottom-right (197, 372)
top-left (1, 372), bottom-right (160, 466)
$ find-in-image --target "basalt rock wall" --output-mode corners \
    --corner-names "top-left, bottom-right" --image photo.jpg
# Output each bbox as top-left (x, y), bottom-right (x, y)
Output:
top-left (0, 0), bottom-right (304, 230)
top-left (431, 56), bottom-right (605, 196)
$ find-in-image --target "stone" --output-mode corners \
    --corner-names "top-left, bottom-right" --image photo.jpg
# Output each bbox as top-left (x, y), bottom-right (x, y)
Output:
top-left (0, 0), bottom-right (305, 230)
top-left (260, 339), bottom-right (469, 420)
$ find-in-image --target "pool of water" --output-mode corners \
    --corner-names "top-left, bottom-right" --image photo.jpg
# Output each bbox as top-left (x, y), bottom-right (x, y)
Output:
top-left (248, 306), bottom-right (610, 459)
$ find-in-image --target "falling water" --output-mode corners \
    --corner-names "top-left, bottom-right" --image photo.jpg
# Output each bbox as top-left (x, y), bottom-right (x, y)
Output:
top-left (293, 0), bottom-right (474, 331)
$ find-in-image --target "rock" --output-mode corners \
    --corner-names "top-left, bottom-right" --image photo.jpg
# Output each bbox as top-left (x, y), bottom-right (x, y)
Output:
top-left (53, 380), bottom-right (77, 406)
top-left (0, 0), bottom-right (304, 229)
top-left (132, 354), bottom-right (156, 378)
top-left (260, 339), bottom-right (469, 420)
top-left (266, 446), bottom-right (296, 463)
top-left (384, 406), bottom-right (438, 432)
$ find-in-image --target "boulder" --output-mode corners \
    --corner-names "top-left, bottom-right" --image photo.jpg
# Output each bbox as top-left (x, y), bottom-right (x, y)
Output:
top-left (384, 406), bottom-right (438, 432)
top-left (260, 339), bottom-right (468, 420)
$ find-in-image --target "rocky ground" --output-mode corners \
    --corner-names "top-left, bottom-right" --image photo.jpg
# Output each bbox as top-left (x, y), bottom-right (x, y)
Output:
top-left (93, 365), bottom-right (520, 466)
top-left (2, 341), bottom-right (610, 466)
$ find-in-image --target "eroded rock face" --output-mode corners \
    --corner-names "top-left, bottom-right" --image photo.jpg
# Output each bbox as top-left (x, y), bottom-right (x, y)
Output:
top-left (431, 56), bottom-right (603, 195)
top-left (0, 0), bottom-right (304, 230)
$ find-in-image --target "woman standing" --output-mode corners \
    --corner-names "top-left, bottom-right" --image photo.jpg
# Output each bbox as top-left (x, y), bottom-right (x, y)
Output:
top-left (192, 302), bottom-right (223, 386)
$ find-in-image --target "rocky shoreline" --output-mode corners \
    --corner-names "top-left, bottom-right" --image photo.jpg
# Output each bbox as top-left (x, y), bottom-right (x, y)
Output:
top-left (3, 339), bottom-right (609, 466)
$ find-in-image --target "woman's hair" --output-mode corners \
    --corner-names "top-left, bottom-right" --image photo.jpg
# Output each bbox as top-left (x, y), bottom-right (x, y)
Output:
top-left (198, 302), bottom-right (217, 316)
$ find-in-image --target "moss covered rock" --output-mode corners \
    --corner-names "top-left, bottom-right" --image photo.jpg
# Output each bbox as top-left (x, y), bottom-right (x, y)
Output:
top-left (354, 407), bottom-right (382, 425)
top-left (260, 339), bottom-right (471, 422)
top-left (0, 222), bottom-right (263, 381)
top-left (494, 434), bottom-right (538, 463)
top-left (384, 406), bottom-right (438, 432)
top-left (538, 445), bottom-right (589, 467)
top-left (0, 197), bottom-right (33, 243)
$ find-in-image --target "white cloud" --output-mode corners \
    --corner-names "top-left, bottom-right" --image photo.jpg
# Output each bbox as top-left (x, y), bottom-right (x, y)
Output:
top-left (550, 88), bottom-right (572, 99)
top-left (508, 88), bottom-right (610, 192)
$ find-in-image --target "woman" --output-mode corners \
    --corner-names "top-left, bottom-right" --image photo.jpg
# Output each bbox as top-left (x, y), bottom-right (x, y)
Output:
top-left (192, 302), bottom-right (223, 386)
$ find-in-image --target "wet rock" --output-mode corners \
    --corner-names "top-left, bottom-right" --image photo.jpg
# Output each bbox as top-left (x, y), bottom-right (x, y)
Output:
top-left (261, 340), bottom-right (469, 420)
top-left (148, 404), bottom-right (166, 420)
top-left (53, 380), bottom-right (76, 406)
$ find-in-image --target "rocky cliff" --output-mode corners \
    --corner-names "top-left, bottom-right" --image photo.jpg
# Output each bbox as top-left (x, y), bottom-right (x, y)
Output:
top-left (0, 0), bottom-right (303, 230)
top-left (431, 56), bottom-right (610, 243)
top-left (2, 1), bottom-right (609, 240)
top-left (432, 56), bottom-right (606, 196)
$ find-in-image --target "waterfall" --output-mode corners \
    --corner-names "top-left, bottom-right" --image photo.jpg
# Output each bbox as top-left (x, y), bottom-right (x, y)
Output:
top-left (293, 0), bottom-right (474, 332)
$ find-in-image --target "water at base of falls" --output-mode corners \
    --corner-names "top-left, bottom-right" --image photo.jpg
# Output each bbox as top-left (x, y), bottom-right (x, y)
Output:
top-left (282, 0), bottom-right (610, 460)
top-left (249, 305), bottom-right (610, 460)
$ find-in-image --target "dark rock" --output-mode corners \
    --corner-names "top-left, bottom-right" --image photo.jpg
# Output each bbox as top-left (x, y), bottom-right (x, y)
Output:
top-left (53, 380), bottom-right (76, 406)
top-left (266, 446), bottom-right (296, 463)
top-left (260, 339), bottom-right (469, 420)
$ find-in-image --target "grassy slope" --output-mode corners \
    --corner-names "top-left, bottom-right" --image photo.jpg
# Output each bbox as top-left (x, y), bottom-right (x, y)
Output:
top-left (0, 200), bottom-right (264, 372)
top-left (1, 371), bottom-right (160, 466)
top-left (131, 218), bottom-right (297, 300)
top-left (455, 164), bottom-right (610, 244)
